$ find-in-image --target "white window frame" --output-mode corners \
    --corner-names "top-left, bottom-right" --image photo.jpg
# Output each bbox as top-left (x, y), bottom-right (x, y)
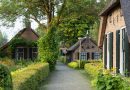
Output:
top-left (119, 26), bottom-right (126, 75)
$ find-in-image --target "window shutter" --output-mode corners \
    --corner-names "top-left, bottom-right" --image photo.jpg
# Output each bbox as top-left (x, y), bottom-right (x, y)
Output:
top-left (103, 35), bottom-right (107, 69)
top-left (116, 30), bottom-right (120, 73)
top-left (124, 29), bottom-right (130, 76)
top-left (109, 32), bottom-right (113, 69)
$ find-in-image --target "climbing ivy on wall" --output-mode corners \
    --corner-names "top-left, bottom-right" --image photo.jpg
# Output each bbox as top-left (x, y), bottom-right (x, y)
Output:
top-left (0, 37), bottom-right (37, 58)
top-left (9, 37), bottom-right (37, 50)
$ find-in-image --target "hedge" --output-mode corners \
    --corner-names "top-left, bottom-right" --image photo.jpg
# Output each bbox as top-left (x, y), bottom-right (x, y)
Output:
top-left (0, 64), bottom-right (13, 90)
top-left (84, 61), bottom-right (103, 78)
top-left (11, 63), bottom-right (49, 90)
top-left (68, 61), bottom-right (79, 69)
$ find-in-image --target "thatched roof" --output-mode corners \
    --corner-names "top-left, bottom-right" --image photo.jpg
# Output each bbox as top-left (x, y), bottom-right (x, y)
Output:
top-left (99, 0), bottom-right (120, 16)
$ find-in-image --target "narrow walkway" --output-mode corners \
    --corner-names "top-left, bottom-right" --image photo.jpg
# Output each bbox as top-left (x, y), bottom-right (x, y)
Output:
top-left (39, 62), bottom-right (92, 90)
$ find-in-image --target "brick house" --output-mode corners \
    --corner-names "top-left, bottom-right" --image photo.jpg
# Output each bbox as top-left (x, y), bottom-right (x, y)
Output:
top-left (67, 37), bottom-right (101, 62)
top-left (0, 27), bottom-right (39, 60)
top-left (98, 0), bottom-right (130, 75)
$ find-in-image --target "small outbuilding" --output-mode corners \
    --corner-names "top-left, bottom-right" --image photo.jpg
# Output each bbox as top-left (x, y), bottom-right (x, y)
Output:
top-left (67, 37), bottom-right (101, 62)
top-left (0, 27), bottom-right (39, 60)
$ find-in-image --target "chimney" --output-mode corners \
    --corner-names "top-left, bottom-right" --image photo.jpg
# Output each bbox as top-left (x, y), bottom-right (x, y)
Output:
top-left (24, 18), bottom-right (31, 29)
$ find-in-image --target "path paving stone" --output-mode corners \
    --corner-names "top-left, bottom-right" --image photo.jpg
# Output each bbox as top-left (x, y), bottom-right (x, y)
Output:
top-left (39, 62), bottom-right (93, 90)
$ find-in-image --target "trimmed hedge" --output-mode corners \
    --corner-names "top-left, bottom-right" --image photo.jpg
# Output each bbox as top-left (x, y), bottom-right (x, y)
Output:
top-left (11, 63), bottom-right (49, 90)
top-left (68, 61), bottom-right (78, 69)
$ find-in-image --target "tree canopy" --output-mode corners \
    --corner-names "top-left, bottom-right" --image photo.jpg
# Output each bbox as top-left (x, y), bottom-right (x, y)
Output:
top-left (0, 0), bottom-right (64, 29)
top-left (0, 0), bottom-right (109, 46)
top-left (0, 31), bottom-right (7, 47)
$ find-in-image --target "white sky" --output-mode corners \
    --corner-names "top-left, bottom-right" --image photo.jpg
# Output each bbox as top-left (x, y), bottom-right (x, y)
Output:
top-left (0, 18), bottom-right (38, 41)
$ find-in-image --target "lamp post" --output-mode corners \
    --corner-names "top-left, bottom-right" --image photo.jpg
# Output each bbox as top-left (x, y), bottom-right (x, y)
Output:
top-left (78, 37), bottom-right (82, 68)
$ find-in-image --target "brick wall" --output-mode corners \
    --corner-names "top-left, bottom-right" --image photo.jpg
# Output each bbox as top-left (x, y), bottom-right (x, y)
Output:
top-left (105, 6), bottom-right (125, 68)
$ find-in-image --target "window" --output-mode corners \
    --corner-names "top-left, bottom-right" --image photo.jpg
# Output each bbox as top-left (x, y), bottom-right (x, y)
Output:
top-left (93, 52), bottom-right (100, 59)
top-left (16, 47), bottom-right (24, 60)
top-left (119, 27), bottom-right (129, 76)
top-left (80, 52), bottom-right (87, 60)
top-left (32, 47), bottom-right (38, 59)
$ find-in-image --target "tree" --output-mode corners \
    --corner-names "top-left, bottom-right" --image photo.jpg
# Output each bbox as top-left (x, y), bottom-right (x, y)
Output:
top-left (58, 16), bottom-right (89, 47)
top-left (38, 26), bottom-right (59, 71)
top-left (0, 0), bottom-right (65, 30)
top-left (0, 31), bottom-right (7, 47)
top-left (57, 0), bottom-right (108, 47)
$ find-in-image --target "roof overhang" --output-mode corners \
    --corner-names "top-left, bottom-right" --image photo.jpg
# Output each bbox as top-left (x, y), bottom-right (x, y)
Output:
top-left (120, 0), bottom-right (130, 43)
top-left (99, 0), bottom-right (120, 16)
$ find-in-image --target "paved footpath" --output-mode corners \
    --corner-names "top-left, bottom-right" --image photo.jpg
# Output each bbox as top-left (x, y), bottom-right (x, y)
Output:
top-left (39, 62), bottom-right (93, 90)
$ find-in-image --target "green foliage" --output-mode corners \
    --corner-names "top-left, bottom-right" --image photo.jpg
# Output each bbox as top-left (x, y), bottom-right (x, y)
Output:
top-left (84, 60), bottom-right (103, 78)
top-left (0, 0), bottom-right (63, 28)
top-left (0, 31), bottom-right (7, 47)
top-left (0, 37), bottom-right (37, 58)
top-left (59, 56), bottom-right (67, 64)
top-left (94, 71), bottom-right (124, 90)
top-left (89, 22), bottom-right (100, 42)
top-left (68, 61), bottom-right (78, 69)
top-left (58, 16), bottom-right (89, 47)
top-left (0, 64), bottom-right (13, 90)
top-left (9, 37), bottom-right (37, 50)
top-left (0, 58), bottom-right (34, 72)
top-left (12, 63), bottom-right (49, 90)
top-left (38, 27), bottom-right (59, 71)
top-left (84, 61), bottom-right (130, 90)
top-left (75, 60), bottom-right (102, 69)
top-left (57, 0), bottom-right (109, 47)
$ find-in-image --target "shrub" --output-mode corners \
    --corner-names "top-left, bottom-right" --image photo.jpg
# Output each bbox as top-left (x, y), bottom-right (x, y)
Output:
top-left (0, 58), bottom-right (15, 67)
top-left (84, 61), bottom-right (103, 78)
top-left (84, 61), bottom-right (130, 90)
top-left (38, 26), bottom-right (59, 71)
top-left (0, 64), bottom-right (13, 90)
top-left (0, 58), bottom-right (34, 72)
top-left (59, 56), bottom-right (67, 64)
top-left (12, 63), bottom-right (49, 90)
top-left (94, 71), bottom-right (124, 90)
top-left (76, 60), bottom-right (102, 69)
top-left (68, 61), bottom-right (78, 69)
